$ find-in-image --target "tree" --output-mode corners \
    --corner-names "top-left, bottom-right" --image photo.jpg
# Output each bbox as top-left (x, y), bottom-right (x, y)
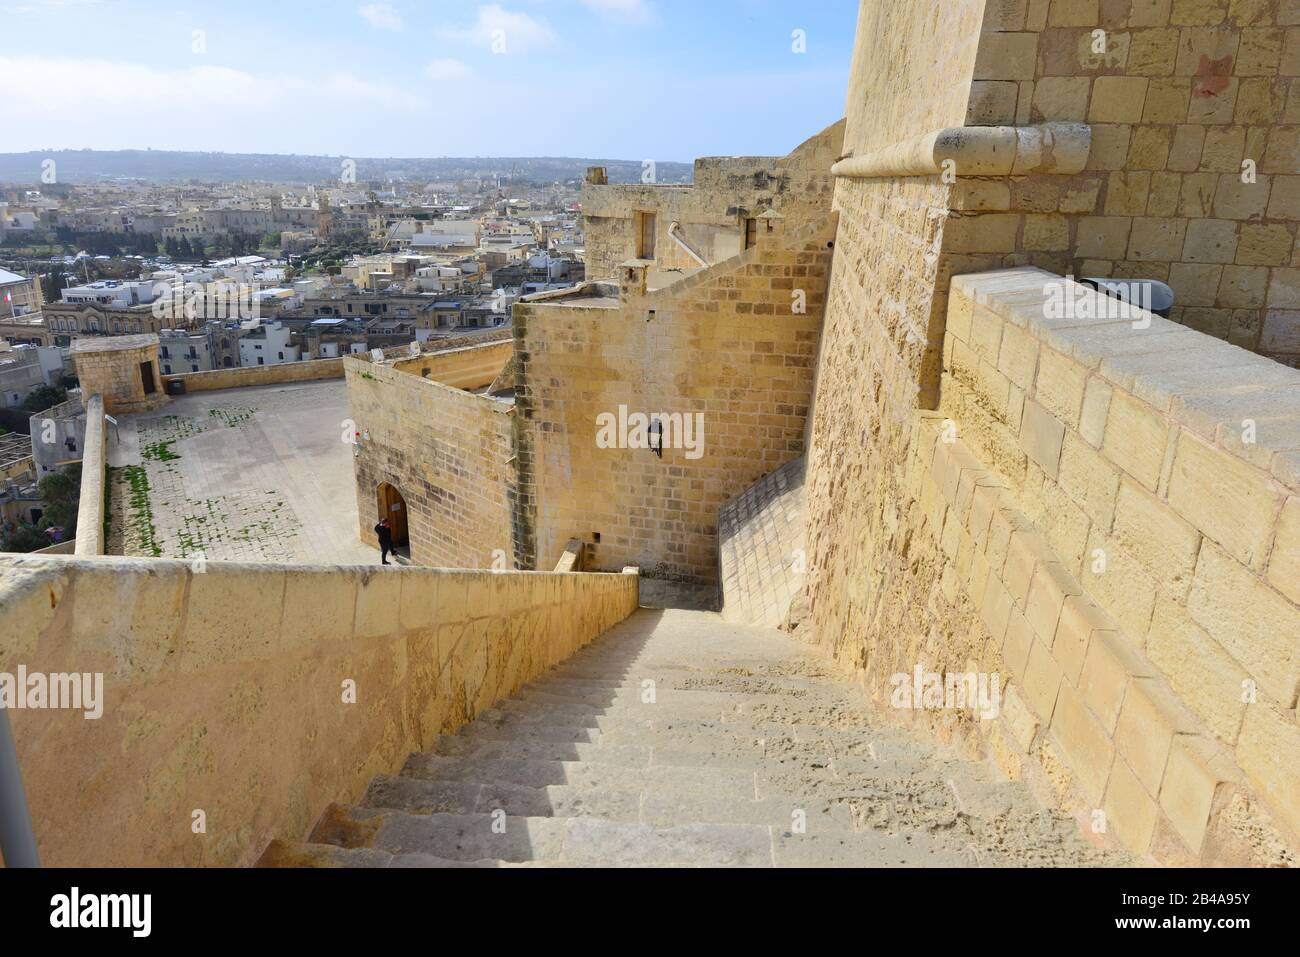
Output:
top-left (0, 524), bottom-right (50, 554)
top-left (22, 384), bottom-right (67, 413)
top-left (42, 265), bottom-right (68, 302)
top-left (37, 464), bottom-right (81, 539)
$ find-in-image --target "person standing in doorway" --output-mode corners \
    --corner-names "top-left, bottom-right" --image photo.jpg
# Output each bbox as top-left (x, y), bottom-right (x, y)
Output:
top-left (375, 518), bottom-right (395, 566)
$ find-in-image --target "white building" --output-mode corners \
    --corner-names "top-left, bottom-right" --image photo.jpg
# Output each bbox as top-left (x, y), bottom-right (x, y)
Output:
top-left (0, 344), bottom-right (65, 409)
top-left (238, 321), bottom-right (300, 367)
top-left (60, 280), bottom-right (159, 308)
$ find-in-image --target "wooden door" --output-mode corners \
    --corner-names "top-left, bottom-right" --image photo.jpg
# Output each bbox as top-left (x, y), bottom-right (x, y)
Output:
top-left (377, 484), bottom-right (409, 546)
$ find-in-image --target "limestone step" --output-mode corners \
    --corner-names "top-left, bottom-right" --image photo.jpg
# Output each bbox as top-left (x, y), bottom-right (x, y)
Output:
top-left (299, 803), bottom-right (986, 867)
top-left (255, 838), bottom-right (512, 868)
top-left (491, 695), bottom-right (827, 725)
top-left (362, 772), bottom-right (858, 830)
top-left (256, 838), bottom-right (612, 868)
top-left (399, 753), bottom-right (762, 798)
top-left (307, 804), bottom-right (782, 867)
top-left (259, 608), bottom-right (1128, 868)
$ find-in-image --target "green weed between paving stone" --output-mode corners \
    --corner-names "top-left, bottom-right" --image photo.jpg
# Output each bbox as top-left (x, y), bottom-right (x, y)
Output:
top-left (115, 465), bottom-right (161, 557)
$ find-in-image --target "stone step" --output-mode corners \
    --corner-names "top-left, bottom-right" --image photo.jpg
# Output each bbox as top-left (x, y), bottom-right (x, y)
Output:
top-left (257, 840), bottom-right (707, 868)
top-left (363, 774), bottom-right (642, 822)
top-left (463, 710), bottom-right (831, 752)
top-left (399, 753), bottom-right (761, 799)
top-left (514, 684), bottom-right (853, 713)
top-left (455, 722), bottom-right (602, 745)
top-left (429, 730), bottom-right (831, 772)
top-left (255, 838), bottom-right (517, 868)
top-left (429, 736), bottom-right (653, 767)
top-left (362, 772), bottom-right (858, 831)
top-left (257, 608), bottom-right (1129, 869)
top-left (493, 694), bottom-right (833, 725)
top-left (308, 804), bottom-right (781, 867)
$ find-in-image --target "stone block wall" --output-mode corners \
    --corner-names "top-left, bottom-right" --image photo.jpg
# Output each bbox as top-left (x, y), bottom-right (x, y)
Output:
top-left (345, 342), bottom-right (517, 569)
top-left (162, 357), bottom-right (345, 392)
top-left (718, 456), bottom-right (807, 628)
top-left (581, 121), bottom-right (845, 280)
top-left (946, 0), bottom-right (1300, 365)
top-left (0, 555), bottom-right (639, 867)
top-left (805, 265), bottom-right (1298, 865)
top-left (71, 335), bottom-right (167, 415)
top-left (72, 394), bottom-right (105, 557)
top-left (515, 213), bottom-right (837, 584)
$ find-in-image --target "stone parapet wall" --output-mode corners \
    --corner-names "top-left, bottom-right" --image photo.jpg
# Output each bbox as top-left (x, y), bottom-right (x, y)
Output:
top-left (72, 393), bottom-right (105, 557)
top-left (0, 555), bottom-right (640, 867)
top-left (942, 0), bottom-right (1300, 366)
top-left (718, 456), bottom-right (807, 628)
top-left (516, 212), bottom-right (837, 584)
top-left (581, 121), bottom-right (845, 280)
top-left (162, 357), bottom-right (345, 393)
top-left (806, 265), bottom-right (1298, 865)
top-left (345, 345), bottom-right (516, 569)
top-left (387, 339), bottom-right (513, 391)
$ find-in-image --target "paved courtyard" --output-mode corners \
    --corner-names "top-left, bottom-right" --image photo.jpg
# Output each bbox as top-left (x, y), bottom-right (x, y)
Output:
top-left (105, 379), bottom-right (376, 565)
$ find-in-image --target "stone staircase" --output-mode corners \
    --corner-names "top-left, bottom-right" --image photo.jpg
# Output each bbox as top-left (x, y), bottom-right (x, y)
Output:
top-left (258, 608), bottom-right (1125, 868)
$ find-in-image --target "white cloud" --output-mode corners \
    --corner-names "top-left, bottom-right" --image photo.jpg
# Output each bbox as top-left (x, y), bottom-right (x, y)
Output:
top-left (0, 55), bottom-right (426, 140)
top-left (358, 3), bottom-right (403, 30)
top-left (437, 4), bottom-right (556, 54)
top-left (425, 59), bottom-right (473, 82)
top-left (577, 0), bottom-right (653, 23)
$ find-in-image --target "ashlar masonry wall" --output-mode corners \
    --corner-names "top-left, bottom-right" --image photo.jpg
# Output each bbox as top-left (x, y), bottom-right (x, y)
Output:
top-left (581, 121), bottom-right (845, 281)
top-left (943, 0), bottom-right (1300, 365)
top-left (810, 266), bottom-right (1299, 865)
top-left (515, 214), bottom-right (836, 584)
top-left (345, 340), bottom-right (516, 569)
top-left (0, 555), bottom-right (638, 867)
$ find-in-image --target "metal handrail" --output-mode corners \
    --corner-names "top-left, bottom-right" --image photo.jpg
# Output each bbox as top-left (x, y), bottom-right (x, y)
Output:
top-left (0, 705), bottom-right (40, 867)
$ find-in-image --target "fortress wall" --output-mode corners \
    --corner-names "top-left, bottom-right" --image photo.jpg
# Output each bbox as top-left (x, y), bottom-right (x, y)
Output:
top-left (807, 264), bottom-right (1299, 865)
top-left (802, 0), bottom-right (985, 699)
top-left (937, 0), bottom-right (1300, 365)
top-left (162, 356), bottom-right (345, 392)
top-left (717, 456), bottom-right (807, 628)
top-left (802, 0), bottom-right (1300, 866)
top-left (0, 555), bottom-right (639, 867)
top-left (388, 339), bottom-right (513, 390)
top-left (72, 394), bottom-right (105, 557)
top-left (581, 121), bottom-right (845, 280)
top-left (345, 349), bottom-right (516, 569)
top-left (515, 215), bottom-right (836, 585)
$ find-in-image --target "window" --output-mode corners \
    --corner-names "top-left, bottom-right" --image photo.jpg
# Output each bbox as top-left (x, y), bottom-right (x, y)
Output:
top-left (191, 364), bottom-right (199, 373)
top-left (164, 364), bottom-right (172, 374)
top-left (636, 211), bottom-right (656, 260)
top-left (277, 352), bottom-right (284, 360)
top-left (744, 218), bottom-right (758, 250)
top-left (257, 357), bottom-right (264, 365)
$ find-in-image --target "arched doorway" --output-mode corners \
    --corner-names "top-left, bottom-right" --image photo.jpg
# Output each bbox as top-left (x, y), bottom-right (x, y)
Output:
top-left (376, 483), bottom-right (409, 548)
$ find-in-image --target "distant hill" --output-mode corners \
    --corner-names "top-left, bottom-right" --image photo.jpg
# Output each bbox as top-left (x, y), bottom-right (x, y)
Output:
top-left (0, 150), bottom-right (694, 186)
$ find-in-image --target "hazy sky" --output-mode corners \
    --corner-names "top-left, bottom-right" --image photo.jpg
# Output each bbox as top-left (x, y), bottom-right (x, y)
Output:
top-left (1, 0), bottom-right (858, 161)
